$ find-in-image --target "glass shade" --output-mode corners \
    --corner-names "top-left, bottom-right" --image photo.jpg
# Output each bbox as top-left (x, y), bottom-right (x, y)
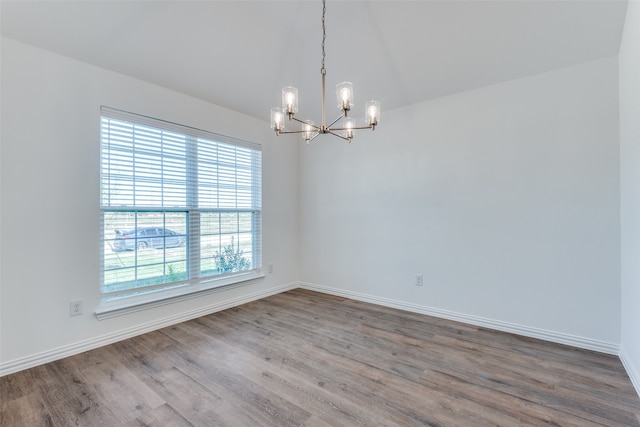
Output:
top-left (365, 101), bottom-right (380, 126)
top-left (270, 108), bottom-right (284, 131)
top-left (344, 118), bottom-right (355, 140)
top-left (336, 82), bottom-right (353, 112)
top-left (303, 120), bottom-right (315, 143)
top-left (282, 87), bottom-right (298, 116)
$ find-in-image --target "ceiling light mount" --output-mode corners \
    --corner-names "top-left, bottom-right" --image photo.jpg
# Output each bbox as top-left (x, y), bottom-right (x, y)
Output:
top-left (270, 0), bottom-right (380, 143)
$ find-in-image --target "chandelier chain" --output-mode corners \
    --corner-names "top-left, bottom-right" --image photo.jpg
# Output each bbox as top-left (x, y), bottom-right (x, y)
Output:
top-left (321, 0), bottom-right (326, 75)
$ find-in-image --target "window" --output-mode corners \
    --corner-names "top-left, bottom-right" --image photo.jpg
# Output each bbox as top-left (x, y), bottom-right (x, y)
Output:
top-left (100, 107), bottom-right (262, 305)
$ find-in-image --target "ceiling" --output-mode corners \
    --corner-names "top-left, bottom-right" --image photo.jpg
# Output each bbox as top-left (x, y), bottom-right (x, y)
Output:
top-left (0, 1), bottom-right (629, 123)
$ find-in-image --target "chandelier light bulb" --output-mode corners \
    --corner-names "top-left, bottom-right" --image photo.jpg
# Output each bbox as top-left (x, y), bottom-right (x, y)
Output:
top-left (270, 108), bottom-right (284, 131)
top-left (368, 105), bottom-right (376, 119)
top-left (345, 118), bottom-right (355, 140)
top-left (336, 82), bottom-right (353, 112)
top-left (303, 120), bottom-right (315, 143)
top-left (282, 87), bottom-right (298, 116)
top-left (366, 101), bottom-right (380, 127)
top-left (341, 88), bottom-right (350, 102)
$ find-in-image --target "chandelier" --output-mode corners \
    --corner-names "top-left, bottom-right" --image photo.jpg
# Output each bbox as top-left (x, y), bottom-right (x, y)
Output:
top-left (270, 0), bottom-right (380, 143)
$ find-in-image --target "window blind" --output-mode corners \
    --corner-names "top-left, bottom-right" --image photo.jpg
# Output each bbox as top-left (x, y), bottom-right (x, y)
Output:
top-left (100, 107), bottom-right (262, 300)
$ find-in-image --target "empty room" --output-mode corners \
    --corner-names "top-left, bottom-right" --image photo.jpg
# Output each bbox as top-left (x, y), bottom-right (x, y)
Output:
top-left (1, 0), bottom-right (640, 425)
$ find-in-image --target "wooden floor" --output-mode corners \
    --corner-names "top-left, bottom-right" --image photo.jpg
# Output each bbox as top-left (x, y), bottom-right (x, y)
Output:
top-left (1, 289), bottom-right (639, 426)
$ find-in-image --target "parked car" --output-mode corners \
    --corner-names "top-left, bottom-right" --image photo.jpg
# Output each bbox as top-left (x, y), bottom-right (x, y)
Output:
top-left (112, 227), bottom-right (186, 251)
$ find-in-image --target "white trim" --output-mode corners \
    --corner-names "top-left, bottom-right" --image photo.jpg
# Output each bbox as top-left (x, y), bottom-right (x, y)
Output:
top-left (620, 348), bottom-right (640, 399)
top-left (2, 281), bottom-right (626, 378)
top-left (299, 282), bottom-right (620, 355)
top-left (0, 282), bottom-right (298, 377)
top-left (96, 271), bottom-right (265, 320)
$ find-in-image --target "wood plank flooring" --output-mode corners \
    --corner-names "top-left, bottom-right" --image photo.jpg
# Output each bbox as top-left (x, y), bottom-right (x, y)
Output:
top-left (2, 289), bottom-right (639, 426)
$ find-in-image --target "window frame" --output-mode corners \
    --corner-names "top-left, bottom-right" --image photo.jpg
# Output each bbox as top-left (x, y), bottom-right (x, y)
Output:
top-left (97, 107), bottom-right (263, 318)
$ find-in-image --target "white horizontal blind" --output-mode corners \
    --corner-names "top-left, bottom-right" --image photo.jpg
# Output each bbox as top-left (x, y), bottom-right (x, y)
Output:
top-left (100, 107), bottom-right (262, 300)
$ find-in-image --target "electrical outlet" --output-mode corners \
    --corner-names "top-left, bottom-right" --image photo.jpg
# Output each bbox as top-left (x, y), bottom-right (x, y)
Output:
top-left (268, 264), bottom-right (273, 274)
top-left (415, 274), bottom-right (424, 287)
top-left (70, 300), bottom-right (83, 316)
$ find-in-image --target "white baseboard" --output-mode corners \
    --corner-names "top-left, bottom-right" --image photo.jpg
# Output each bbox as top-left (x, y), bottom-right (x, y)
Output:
top-left (0, 282), bottom-right (298, 377)
top-left (620, 348), bottom-right (640, 399)
top-left (299, 282), bottom-right (620, 355)
top-left (1, 281), bottom-right (625, 378)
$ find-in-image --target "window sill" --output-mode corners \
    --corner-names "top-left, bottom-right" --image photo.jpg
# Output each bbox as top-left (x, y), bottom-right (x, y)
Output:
top-left (95, 271), bottom-right (265, 320)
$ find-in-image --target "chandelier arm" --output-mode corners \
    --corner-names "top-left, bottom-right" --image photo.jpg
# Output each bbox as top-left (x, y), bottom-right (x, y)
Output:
top-left (326, 130), bottom-right (351, 142)
top-left (289, 116), bottom-right (322, 131)
top-left (326, 114), bottom-right (345, 129)
top-left (308, 132), bottom-right (321, 143)
top-left (329, 124), bottom-right (375, 131)
top-left (277, 129), bottom-right (311, 135)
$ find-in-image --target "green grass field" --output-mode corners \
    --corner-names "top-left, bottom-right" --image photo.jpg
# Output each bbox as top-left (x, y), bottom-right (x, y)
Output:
top-left (102, 234), bottom-right (253, 294)
top-left (102, 210), bottom-right (255, 294)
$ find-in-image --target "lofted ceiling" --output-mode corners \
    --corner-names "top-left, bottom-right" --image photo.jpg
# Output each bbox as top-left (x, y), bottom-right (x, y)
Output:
top-left (0, 0), bottom-right (628, 124)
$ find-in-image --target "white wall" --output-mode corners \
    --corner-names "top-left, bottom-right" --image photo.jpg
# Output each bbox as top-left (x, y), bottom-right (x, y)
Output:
top-left (299, 57), bottom-right (621, 350)
top-left (0, 38), bottom-right (299, 373)
top-left (620, 0), bottom-right (640, 394)
top-left (0, 29), bottom-right (630, 379)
